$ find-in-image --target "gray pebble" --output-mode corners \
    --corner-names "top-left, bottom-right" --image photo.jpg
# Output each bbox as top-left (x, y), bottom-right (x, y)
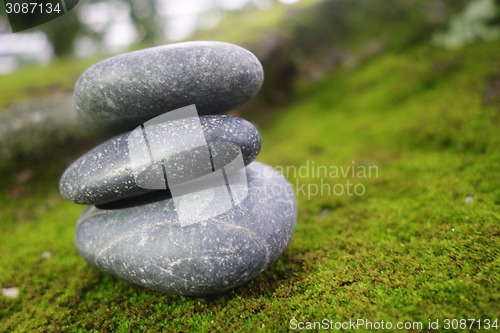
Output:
top-left (60, 115), bottom-right (261, 205)
top-left (75, 162), bottom-right (297, 296)
top-left (74, 41), bottom-right (264, 132)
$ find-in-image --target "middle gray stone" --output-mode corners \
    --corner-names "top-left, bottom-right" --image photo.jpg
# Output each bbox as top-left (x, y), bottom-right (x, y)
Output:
top-left (59, 115), bottom-right (261, 205)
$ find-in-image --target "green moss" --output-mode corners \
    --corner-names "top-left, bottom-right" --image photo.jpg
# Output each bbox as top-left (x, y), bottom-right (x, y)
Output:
top-left (1, 36), bottom-right (499, 333)
top-left (0, 57), bottom-right (103, 110)
top-left (192, 0), bottom-right (324, 45)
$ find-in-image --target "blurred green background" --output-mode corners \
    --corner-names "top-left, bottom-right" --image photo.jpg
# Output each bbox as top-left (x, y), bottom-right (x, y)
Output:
top-left (1, 0), bottom-right (499, 331)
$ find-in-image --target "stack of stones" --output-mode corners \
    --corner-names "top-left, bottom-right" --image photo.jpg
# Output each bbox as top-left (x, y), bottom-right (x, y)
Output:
top-left (59, 41), bottom-right (297, 296)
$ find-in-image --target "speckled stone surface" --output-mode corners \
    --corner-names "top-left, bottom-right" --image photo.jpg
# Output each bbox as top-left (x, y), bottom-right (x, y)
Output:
top-left (74, 41), bottom-right (264, 133)
top-left (60, 115), bottom-right (261, 205)
top-left (75, 162), bottom-right (297, 296)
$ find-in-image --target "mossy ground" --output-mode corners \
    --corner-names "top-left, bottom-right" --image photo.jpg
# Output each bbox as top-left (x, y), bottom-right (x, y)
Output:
top-left (1, 36), bottom-right (499, 332)
top-left (0, 57), bottom-right (102, 110)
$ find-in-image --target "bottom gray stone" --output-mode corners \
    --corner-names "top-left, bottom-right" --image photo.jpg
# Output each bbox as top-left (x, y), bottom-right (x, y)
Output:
top-left (75, 162), bottom-right (297, 296)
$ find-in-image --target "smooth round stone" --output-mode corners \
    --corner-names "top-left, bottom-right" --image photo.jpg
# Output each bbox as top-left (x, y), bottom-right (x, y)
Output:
top-left (75, 162), bottom-right (297, 296)
top-left (60, 115), bottom-right (261, 205)
top-left (74, 41), bottom-right (264, 132)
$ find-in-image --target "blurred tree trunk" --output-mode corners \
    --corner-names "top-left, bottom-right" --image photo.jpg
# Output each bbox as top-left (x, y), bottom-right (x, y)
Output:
top-left (127, 0), bottom-right (164, 44)
top-left (41, 11), bottom-right (82, 57)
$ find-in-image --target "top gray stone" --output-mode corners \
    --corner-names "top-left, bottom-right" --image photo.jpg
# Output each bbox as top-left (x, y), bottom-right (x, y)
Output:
top-left (74, 41), bottom-right (264, 133)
